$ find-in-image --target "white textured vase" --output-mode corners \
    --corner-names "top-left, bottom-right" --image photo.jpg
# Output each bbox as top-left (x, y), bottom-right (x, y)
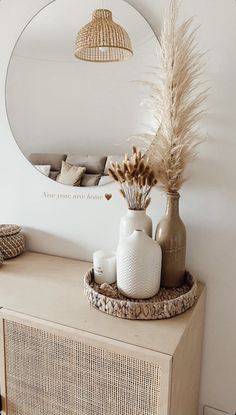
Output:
top-left (119, 209), bottom-right (152, 241)
top-left (117, 230), bottom-right (162, 299)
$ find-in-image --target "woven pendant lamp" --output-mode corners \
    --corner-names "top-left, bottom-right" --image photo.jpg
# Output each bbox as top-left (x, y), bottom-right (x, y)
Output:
top-left (75, 9), bottom-right (133, 62)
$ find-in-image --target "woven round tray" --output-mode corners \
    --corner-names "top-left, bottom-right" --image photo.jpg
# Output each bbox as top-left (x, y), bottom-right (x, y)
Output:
top-left (0, 224), bottom-right (21, 237)
top-left (0, 234), bottom-right (25, 259)
top-left (84, 269), bottom-right (198, 320)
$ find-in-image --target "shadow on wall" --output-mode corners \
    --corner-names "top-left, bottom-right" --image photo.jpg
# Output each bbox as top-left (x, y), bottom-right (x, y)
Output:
top-left (188, 156), bottom-right (235, 194)
top-left (23, 227), bottom-right (87, 261)
top-left (186, 221), bottom-right (235, 273)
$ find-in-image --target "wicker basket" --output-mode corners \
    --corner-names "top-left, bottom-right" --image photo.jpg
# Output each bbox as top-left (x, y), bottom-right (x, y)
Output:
top-left (0, 252), bottom-right (3, 267)
top-left (84, 269), bottom-right (198, 320)
top-left (0, 225), bottom-right (25, 260)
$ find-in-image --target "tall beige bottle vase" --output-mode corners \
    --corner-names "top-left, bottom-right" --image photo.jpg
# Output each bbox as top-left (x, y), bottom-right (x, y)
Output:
top-left (155, 192), bottom-right (186, 288)
top-left (119, 209), bottom-right (152, 242)
top-left (117, 230), bottom-right (162, 299)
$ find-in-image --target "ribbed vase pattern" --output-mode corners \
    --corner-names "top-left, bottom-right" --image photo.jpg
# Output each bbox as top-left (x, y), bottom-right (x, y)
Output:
top-left (117, 230), bottom-right (162, 299)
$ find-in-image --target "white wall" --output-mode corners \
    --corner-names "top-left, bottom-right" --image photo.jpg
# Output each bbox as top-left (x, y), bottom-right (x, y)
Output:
top-left (0, 0), bottom-right (236, 414)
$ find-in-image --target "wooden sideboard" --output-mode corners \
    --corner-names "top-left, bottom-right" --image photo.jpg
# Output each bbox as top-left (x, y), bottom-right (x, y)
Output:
top-left (0, 252), bottom-right (206, 415)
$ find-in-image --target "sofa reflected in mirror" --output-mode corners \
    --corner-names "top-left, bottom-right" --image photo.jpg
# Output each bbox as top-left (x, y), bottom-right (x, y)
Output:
top-left (29, 153), bottom-right (124, 187)
top-left (5, 0), bottom-right (160, 189)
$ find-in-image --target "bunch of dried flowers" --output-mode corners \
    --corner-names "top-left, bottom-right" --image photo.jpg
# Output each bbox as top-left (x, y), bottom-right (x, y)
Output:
top-left (108, 146), bottom-right (157, 210)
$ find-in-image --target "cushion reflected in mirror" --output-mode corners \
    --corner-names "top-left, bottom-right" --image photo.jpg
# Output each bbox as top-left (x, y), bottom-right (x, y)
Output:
top-left (56, 161), bottom-right (86, 186)
top-left (29, 153), bottom-right (67, 172)
top-left (98, 176), bottom-right (113, 186)
top-left (104, 155), bottom-right (125, 175)
top-left (80, 174), bottom-right (101, 187)
top-left (49, 171), bottom-right (59, 180)
top-left (34, 164), bottom-right (51, 177)
top-left (66, 155), bottom-right (107, 174)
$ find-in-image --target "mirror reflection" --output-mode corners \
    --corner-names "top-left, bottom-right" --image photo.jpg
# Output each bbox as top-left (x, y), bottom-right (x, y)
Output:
top-left (6, 0), bottom-right (160, 187)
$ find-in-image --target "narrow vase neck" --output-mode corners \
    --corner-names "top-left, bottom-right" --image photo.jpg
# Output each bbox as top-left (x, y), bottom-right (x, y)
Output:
top-left (165, 193), bottom-right (180, 218)
top-left (127, 209), bottom-right (146, 216)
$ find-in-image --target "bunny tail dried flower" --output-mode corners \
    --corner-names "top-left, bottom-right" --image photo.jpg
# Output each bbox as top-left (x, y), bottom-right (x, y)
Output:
top-left (108, 146), bottom-right (157, 210)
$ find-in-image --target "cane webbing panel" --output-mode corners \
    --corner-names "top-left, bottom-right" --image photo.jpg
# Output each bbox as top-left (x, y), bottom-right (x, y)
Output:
top-left (4, 320), bottom-right (161, 415)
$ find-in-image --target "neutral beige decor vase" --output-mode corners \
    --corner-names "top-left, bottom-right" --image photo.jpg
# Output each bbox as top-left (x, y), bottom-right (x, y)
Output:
top-left (119, 209), bottom-right (152, 241)
top-left (117, 230), bottom-right (162, 299)
top-left (156, 193), bottom-right (186, 287)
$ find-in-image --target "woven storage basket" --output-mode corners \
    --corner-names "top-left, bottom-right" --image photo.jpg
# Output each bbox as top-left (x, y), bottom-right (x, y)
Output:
top-left (0, 252), bottom-right (3, 267)
top-left (0, 224), bottom-right (21, 237)
top-left (0, 225), bottom-right (25, 259)
top-left (84, 269), bottom-right (198, 320)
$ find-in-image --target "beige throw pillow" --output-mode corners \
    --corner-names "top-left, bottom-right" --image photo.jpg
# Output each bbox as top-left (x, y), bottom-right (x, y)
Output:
top-left (56, 161), bottom-right (86, 186)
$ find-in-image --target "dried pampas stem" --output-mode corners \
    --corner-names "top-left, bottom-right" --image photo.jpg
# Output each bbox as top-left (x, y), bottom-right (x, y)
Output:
top-left (131, 0), bottom-right (207, 193)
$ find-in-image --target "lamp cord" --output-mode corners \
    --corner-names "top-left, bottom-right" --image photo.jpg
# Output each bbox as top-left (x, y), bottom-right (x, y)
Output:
top-left (99, 0), bottom-right (104, 10)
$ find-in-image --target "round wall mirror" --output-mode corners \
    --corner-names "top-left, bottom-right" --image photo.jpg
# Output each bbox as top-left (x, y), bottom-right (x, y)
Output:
top-left (6, 0), bottom-right (160, 187)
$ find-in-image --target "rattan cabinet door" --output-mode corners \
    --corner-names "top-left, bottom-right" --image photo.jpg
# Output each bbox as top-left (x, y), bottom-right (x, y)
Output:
top-left (0, 310), bottom-right (171, 415)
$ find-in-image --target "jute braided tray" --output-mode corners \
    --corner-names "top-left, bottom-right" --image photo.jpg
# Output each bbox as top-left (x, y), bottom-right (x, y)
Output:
top-left (84, 269), bottom-right (198, 320)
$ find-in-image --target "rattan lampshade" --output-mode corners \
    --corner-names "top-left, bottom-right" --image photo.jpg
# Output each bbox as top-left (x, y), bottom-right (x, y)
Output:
top-left (75, 9), bottom-right (133, 62)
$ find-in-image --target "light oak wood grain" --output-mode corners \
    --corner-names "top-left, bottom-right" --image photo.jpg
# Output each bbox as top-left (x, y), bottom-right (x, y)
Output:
top-left (170, 286), bottom-right (206, 415)
top-left (0, 251), bottom-right (206, 414)
top-left (0, 251), bottom-right (205, 356)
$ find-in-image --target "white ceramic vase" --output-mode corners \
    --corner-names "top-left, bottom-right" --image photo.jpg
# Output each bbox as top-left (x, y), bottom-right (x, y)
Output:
top-left (119, 209), bottom-right (152, 241)
top-left (117, 230), bottom-right (162, 299)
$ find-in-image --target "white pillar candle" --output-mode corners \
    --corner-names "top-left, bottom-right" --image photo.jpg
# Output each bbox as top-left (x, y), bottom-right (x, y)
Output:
top-left (93, 251), bottom-right (116, 285)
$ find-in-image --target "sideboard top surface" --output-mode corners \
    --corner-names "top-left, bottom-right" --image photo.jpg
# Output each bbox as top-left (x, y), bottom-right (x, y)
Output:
top-left (0, 251), bottom-right (205, 356)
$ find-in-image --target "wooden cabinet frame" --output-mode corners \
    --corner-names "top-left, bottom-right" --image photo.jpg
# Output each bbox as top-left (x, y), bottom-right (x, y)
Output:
top-left (0, 252), bottom-right (206, 415)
